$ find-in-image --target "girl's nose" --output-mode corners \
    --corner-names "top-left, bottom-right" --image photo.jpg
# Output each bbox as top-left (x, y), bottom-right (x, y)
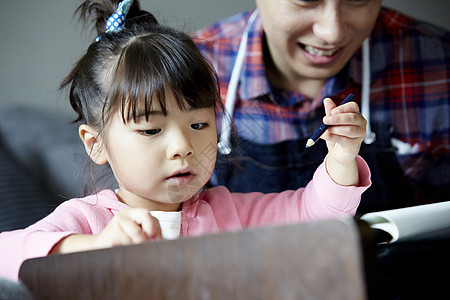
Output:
top-left (167, 131), bottom-right (194, 159)
top-left (312, 6), bottom-right (346, 45)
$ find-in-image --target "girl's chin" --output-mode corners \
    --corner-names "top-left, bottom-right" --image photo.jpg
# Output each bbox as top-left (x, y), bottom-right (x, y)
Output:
top-left (166, 185), bottom-right (202, 204)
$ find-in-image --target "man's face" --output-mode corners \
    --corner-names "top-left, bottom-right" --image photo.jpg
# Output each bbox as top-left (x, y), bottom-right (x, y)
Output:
top-left (256, 0), bottom-right (382, 83)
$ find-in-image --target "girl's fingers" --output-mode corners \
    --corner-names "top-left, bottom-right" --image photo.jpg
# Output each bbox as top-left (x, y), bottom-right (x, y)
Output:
top-left (119, 209), bottom-right (163, 243)
top-left (322, 131), bottom-right (365, 146)
top-left (331, 101), bottom-right (360, 115)
top-left (323, 97), bottom-right (336, 116)
top-left (323, 99), bottom-right (364, 126)
top-left (140, 215), bottom-right (162, 239)
top-left (323, 97), bottom-right (360, 117)
top-left (325, 125), bottom-right (365, 139)
top-left (119, 217), bottom-right (149, 244)
top-left (321, 97), bottom-right (367, 164)
top-left (323, 111), bottom-right (366, 128)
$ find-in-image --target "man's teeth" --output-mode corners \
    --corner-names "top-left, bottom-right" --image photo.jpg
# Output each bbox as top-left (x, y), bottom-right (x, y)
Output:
top-left (304, 45), bottom-right (337, 56)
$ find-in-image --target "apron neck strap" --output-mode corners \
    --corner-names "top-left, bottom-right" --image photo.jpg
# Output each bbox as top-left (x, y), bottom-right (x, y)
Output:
top-left (218, 9), bottom-right (259, 155)
top-left (361, 37), bottom-right (376, 144)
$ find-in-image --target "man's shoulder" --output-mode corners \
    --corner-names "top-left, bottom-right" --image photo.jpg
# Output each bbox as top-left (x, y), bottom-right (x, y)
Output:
top-left (193, 10), bottom-right (257, 43)
top-left (370, 6), bottom-right (449, 71)
top-left (375, 7), bottom-right (449, 41)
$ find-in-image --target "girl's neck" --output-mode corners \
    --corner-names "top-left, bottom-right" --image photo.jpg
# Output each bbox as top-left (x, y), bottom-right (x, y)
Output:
top-left (115, 189), bottom-right (182, 212)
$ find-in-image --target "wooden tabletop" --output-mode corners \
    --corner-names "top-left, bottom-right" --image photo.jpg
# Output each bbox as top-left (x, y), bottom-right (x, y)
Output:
top-left (19, 218), bottom-right (367, 300)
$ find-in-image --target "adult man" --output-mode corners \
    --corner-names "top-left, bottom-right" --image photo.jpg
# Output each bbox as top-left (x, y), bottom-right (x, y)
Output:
top-left (195, 0), bottom-right (450, 215)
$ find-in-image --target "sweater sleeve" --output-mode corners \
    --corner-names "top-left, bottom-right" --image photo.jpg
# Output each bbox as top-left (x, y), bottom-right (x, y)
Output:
top-left (0, 197), bottom-right (116, 282)
top-left (301, 155), bottom-right (371, 220)
top-left (202, 156), bottom-right (371, 230)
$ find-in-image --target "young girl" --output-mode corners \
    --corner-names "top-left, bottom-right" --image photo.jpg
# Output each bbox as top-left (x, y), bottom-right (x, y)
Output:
top-left (0, 0), bottom-right (370, 281)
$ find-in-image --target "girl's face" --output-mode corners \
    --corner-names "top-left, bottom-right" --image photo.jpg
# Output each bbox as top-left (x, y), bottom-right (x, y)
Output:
top-left (99, 93), bottom-right (218, 211)
top-left (256, 0), bottom-right (382, 84)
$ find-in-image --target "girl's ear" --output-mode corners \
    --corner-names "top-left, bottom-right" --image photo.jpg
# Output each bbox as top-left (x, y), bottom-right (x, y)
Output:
top-left (79, 124), bottom-right (108, 165)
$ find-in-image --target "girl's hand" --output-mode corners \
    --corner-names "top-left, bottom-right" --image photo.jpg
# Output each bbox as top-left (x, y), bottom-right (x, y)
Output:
top-left (94, 208), bottom-right (162, 248)
top-left (320, 98), bottom-right (367, 186)
top-left (51, 208), bottom-right (162, 254)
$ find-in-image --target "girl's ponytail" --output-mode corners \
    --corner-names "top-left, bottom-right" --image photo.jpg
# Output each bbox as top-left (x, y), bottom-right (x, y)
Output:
top-left (75, 0), bottom-right (157, 37)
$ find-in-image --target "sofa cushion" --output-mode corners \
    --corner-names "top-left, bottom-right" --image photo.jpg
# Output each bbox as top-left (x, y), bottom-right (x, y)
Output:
top-left (0, 140), bottom-right (58, 231)
top-left (0, 105), bottom-right (116, 199)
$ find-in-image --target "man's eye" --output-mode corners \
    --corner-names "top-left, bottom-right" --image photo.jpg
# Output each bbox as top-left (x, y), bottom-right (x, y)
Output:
top-left (191, 123), bottom-right (209, 130)
top-left (141, 129), bottom-right (161, 136)
top-left (345, 0), bottom-right (371, 5)
top-left (295, 0), bottom-right (319, 3)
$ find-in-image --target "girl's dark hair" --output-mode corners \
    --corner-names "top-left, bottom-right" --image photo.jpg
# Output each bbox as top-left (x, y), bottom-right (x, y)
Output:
top-left (60, 0), bottom-right (222, 132)
top-left (60, 0), bottom-right (223, 196)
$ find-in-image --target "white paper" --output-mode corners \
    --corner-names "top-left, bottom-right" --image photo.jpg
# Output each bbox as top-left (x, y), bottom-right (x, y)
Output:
top-left (360, 201), bottom-right (450, 243)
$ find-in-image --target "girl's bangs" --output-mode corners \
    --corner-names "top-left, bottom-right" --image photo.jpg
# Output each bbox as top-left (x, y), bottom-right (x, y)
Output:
top-left (108, 33), bottom-right (220, 124)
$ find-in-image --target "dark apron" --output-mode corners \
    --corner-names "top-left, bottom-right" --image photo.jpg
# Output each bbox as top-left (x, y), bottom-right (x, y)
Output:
top-left (212, 122), bottom-right (416, 216)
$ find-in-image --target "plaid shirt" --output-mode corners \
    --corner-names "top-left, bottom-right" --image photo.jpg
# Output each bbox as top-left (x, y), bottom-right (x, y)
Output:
top-left (194, 7), bottom-right (450, 201)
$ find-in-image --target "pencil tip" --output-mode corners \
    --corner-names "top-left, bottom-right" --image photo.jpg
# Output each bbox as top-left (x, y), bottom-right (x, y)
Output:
top-left (305, 139), bottom-right (315, 148)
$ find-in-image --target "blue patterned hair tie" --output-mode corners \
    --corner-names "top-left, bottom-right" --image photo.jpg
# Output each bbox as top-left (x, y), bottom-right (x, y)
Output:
top-left (95, 0), bottom-right (134, 42)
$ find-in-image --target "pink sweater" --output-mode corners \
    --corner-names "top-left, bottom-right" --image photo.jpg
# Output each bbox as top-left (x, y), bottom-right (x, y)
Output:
top-left (0, 157), bottom-right (370, 281)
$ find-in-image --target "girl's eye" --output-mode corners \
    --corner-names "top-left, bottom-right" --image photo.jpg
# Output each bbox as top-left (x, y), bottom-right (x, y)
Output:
top-left (191, 123), bottom-right (209, 130)
top-left (141, 129), bottom-right (161, 136)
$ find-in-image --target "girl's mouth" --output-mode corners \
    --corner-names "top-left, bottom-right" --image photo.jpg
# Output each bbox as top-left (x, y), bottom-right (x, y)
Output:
top-left (166, 169), bottom-right (196, 185)
top-left (171, 172), bottom-right (191, 178)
